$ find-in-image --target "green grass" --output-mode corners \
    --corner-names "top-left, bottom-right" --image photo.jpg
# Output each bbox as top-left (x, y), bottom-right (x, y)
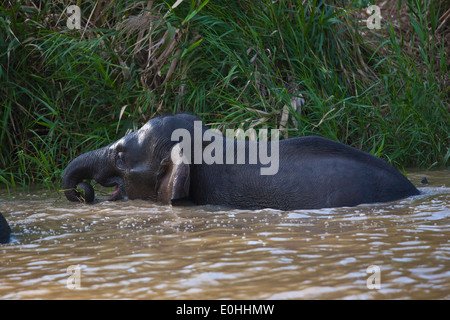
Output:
top-left (0, 0), bottom-right (449, 189)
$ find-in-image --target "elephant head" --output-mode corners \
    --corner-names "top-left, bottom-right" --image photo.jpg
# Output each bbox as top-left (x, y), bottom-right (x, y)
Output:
top-left (62, 114), bottom-right (197, 204)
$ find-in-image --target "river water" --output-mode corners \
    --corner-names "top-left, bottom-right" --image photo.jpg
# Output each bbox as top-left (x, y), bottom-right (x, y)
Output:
top-left (0, 171), bottom-right (449, 299)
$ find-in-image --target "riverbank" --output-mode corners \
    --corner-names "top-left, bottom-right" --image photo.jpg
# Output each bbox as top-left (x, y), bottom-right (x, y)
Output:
top-left (0, 1), bottom-right (448, 188)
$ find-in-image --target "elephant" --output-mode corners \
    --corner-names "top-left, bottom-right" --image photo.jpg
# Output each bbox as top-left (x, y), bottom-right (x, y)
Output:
top-left (0, 212), bottom-right (11, 244)
top-left (62, 113), bottom-right (419, 210)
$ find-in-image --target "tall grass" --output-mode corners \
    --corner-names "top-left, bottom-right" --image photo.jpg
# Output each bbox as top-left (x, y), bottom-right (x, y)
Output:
top-left (0, 0), bottom-right (449, 189)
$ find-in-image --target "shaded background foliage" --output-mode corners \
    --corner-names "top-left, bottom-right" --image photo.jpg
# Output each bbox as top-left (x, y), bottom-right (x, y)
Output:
top-left (0, 0), bottom-right (449, 188)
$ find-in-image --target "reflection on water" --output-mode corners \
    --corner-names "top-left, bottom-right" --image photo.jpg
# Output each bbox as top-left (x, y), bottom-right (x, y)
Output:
top-left (0, 171), bottom-right (449, 299)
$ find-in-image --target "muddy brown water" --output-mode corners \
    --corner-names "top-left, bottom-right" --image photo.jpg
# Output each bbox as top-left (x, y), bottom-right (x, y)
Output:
top-left (0, 171), bottom-right (449, 299)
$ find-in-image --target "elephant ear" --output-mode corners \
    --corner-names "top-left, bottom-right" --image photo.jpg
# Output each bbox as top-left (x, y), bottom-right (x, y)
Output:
top-left (156, 143), bottom-right (190, 204)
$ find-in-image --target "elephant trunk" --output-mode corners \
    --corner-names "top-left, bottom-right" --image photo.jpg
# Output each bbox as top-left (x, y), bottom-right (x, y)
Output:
top-left (62, 146), bottom-right (114, 203)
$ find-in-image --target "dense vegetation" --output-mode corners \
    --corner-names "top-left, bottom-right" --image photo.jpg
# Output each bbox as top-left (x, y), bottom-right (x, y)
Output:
top-left (0, 0), bottom-right (449, 189)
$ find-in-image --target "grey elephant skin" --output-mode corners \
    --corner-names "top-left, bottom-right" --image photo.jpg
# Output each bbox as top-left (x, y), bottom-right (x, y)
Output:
top-left (0, 212), bottom-right (11, 244)
top-left (62, 114), bottom-right (419, 210)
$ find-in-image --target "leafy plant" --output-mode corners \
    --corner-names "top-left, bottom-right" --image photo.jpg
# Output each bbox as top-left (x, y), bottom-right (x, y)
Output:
top-left (0, 0), bottom-right (448, 189)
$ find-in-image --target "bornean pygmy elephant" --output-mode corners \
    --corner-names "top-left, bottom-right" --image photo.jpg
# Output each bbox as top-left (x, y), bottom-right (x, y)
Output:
top-left (0, 212), bottom-right (11, 244)
top-left (62, 114), bottom-right (419, 210)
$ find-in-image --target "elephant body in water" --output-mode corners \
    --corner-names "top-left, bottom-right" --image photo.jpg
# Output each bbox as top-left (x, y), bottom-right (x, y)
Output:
top-left (63, 114), bottom-right (419, 210)
top-left (0, 212), bottom-right (11, 244)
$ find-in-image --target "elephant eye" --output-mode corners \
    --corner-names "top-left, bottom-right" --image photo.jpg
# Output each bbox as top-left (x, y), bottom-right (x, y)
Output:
top-left (115, 152), bottom-right (127, 170)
